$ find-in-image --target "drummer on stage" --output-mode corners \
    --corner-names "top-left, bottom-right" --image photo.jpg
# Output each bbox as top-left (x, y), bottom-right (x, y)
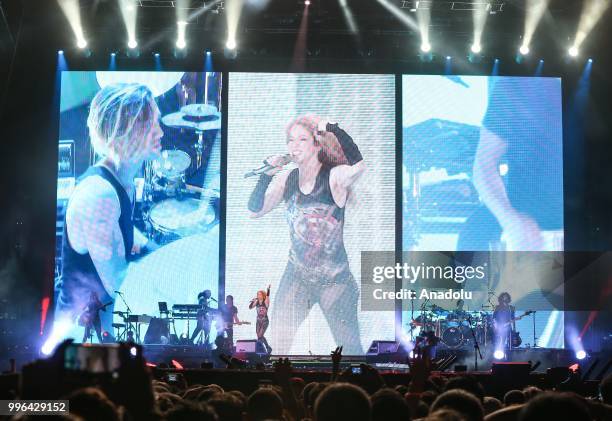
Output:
top-left (55, 83), bottom-right (164, 333)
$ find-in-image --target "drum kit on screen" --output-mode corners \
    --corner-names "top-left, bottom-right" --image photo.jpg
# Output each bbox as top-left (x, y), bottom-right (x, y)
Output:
top-left (409, 303), bottom-right (495, 350)
top-left (142, 103), bottom-right (221, 244)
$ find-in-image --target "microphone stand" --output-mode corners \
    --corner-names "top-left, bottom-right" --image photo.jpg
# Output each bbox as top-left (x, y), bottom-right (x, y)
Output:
top-left (467, 314), bottom-right (483, 371)
top-left (116, 292), bottom-right (134, 342)
top-left (409, 291), bottom-right (415, 341)
top-left (532, 311), bottom-right (538, 348)
top-left (307, 299), bottom-right (312, 356)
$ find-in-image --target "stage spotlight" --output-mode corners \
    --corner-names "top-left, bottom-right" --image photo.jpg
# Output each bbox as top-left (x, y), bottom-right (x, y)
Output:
top-left (472, 4), bottom-right (488, 60)
top-left (420, 42), bottom-right (431, 53)
top-left (522, 0), bottom-right (550, 59)
top-left (226, 39), bottom-right (236, 50)
top-left (571, 0), bottom-right (610, 57)
top-left (206, 50), bottom-right (211, 55)
top-left (176, 20), bottom-right (187, 50)
top-left (305, 0), bottom-right (311, 5)
top-left (588, 58), bottom-right (593, 63)
top-left (57, 0), bottom-right (88, 57)
top-left (519, 45), bottom-right (530, 55)
top-left (576, 350), bottom-right (587, 360)
top-left (58, 50), bottom-right (64, 55)
top-left (446, 56), bottom-right (451, 60)
top-left (111, 52), bottom-right (116, 57)
top-left (569, 46), bottom-right (579, 57)
top-left (494, 350), bottom-right (505, 360)
top-left (119, 0), bottom-right (138, 58)
top-left (154, 52), bottom-right (160, 57)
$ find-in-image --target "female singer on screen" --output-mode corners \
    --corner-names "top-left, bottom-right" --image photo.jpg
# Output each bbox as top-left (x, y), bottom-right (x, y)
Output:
top-left (249, 284), bottom-right (272, 354)
top-left (55, 83), bottom-right (163, 334)
top-left (247, 115), bottom-right (366, 354)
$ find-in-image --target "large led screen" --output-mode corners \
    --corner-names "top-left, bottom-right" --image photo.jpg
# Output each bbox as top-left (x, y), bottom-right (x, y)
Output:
top-left (402, 75), bottom-right (564, 348)
top-left (52, 71), bottom-right (221, 345)
top-left (226, 73), bottom-right (396, 355)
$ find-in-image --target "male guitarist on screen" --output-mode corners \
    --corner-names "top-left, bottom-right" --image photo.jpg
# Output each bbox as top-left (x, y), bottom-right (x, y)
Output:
top-left (80, 291), bottom-right (111, 343)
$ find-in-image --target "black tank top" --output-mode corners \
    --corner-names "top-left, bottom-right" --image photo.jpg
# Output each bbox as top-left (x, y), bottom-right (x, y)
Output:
top-left (283, 165), bottom-right (349, 279)
top-left (58, 166), bottom-right (134, 309)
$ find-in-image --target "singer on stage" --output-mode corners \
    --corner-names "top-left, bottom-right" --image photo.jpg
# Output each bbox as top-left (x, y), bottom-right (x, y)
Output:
top-left (54, 83), bottom-right (163, 335)
top-left (249, 285), bottom-right (272, 354)
top-left (248, 115), bottom-right (366, 354)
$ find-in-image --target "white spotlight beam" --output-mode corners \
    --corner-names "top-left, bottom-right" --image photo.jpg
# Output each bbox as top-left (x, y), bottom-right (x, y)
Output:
top-left (417, 7), bottom-right (431, 50)
top-left (176, 20), bottom-right (187, 49)
top-left (175, 0), bottom-right (190, 23)
top-left (56, 0), bottom-right (87, 46)
top-left (573, 0), bottom-right (611, 49)
top-left (522, 0), bottom-right (551, 49)
top-left (225, 0), bottom-right (245, 51)
top-left (472, 3), bottom-right (488, 53)
top-left (338, 0), bottom-right (359, 34)
top-left (119, 0), bottom-right (138, 48)
top-left (376, 0), bottom-right (418, 31)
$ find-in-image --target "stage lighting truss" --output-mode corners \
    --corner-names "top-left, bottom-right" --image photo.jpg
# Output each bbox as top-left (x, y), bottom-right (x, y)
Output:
top-left (134, 0), bottom-right (223, 13)
top-left (400, 1), bottom-right (505, 13)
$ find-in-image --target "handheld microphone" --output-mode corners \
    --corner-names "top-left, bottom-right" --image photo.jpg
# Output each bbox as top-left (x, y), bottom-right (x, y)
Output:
top-left (210, 297), bottom-right (217, 302)
top-left (114, 291), bottom-right (122, 295)
top-left (244, 154), bottom-right (292, 178)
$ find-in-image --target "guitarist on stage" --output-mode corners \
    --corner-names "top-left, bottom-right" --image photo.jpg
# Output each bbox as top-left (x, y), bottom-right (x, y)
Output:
top-left (492, 292), bottom-right (515, 352)
top-left (80, 291), bottom-right (110, 343)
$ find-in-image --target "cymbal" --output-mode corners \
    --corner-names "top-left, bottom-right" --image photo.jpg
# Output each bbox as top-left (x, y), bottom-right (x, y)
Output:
top-left (162, 103), bottom-right (221, 132)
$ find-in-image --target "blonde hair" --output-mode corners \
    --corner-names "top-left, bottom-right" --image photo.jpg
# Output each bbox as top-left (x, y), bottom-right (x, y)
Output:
top-left (286, 114), bottom-right (349, 167)
top-left (87, 83), bottom-right (156, 163)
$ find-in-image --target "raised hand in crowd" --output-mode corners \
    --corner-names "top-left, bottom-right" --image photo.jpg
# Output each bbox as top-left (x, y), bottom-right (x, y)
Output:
top-left (331, 345), bottom-right (343, 381)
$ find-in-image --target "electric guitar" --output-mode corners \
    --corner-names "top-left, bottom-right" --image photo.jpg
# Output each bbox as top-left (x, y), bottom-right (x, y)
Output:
top-left (222, 321), bottom-right (251, 330)
top-left (77, 301), bottom-right (113, 327)
top-left (493, 310), bottom-right (535, 330)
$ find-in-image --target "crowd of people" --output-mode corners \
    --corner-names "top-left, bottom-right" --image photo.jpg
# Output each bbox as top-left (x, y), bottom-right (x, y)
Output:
top-left (1, 341), bottom-right (611, 421)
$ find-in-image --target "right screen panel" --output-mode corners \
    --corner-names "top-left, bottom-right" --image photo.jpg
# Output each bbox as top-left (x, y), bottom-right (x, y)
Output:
top-left (402, 75), bottom-right (564, 348)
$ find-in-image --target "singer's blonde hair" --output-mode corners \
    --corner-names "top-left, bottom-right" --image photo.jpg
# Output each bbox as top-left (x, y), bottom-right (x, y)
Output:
top-left (286, 114), bottom-right (349, 167)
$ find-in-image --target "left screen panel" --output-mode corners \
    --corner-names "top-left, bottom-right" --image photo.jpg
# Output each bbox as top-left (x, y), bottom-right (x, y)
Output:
top-left (53, 71), bottom-right (221, 345)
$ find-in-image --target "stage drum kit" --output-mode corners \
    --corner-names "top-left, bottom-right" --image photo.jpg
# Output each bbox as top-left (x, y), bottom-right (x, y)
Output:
top-left (410, 305), bottom-right (498, 350)
top-left (143, 103), bottom-right (221, 244)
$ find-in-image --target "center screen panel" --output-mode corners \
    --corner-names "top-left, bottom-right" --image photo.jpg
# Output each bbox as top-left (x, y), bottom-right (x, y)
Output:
top-left (226, 73), bottom-right (396, 355)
